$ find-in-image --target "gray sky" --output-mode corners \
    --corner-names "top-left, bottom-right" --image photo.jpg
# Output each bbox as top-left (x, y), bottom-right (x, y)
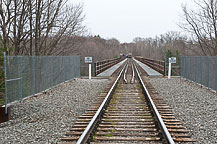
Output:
top-left (69, 0), bottom-right (194, 43)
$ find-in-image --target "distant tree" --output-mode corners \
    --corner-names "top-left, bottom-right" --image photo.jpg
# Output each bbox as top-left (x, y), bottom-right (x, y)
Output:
top-left (106, 38), bottom-right (120, 48)
top-left (133, 37), bottom-right (145, 43)
top-left (130, 31), bottom-right (187, 60)
top-left (160, 31), bottom-right (187, 55)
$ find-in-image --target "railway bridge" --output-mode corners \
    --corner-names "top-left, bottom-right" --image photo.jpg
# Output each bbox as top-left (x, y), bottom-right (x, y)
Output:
top-left (0, 56), bottom-right (216, 144)
top-left (59, 57), bottom-right (195, 144)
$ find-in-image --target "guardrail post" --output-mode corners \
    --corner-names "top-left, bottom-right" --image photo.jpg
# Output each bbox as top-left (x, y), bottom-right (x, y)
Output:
top-left (186, 57), bottom-right (189, 79)
top-left (195, 57), bottom-right (197, 82)
top-left (180, 56), bottom-right (182, 77)
top-left (200, 56), bottom-right (202, 86)
top-left (186, 56), bottom-right (188, 78)
top-left (196, 57), bottom-right (199, 83)
top-left (216, 56), bottom-right (217, 92)
top-left (62, 57), bottom-right (65, 81)
top-left (183, 57), bottom-right (185, 78)
top-left (182, 56), bottom-right (184, 78)
top-left (190, 57), bottom-right (192, 80)
top-left (164, 56), bottom-right (167, 76)
top-left (3, 52), bottom-right (8, 114)
top-left (19, 56), bottom-right (23, 100)
top-left (32, 57), bottom-right (36, 95)
top-left (208, 57), bottom-right (210, 89)
top-left (94, 62), bottom-right (96, 76)
top-left (194, 58), bottom-right (196, 82)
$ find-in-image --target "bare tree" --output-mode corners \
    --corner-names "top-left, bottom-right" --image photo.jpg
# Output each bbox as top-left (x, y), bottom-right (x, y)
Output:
top-left (0, 0), bottom-right (85, 56)
top-left (33, 1), bottom-right (85, 55)
top-left (181, 0), bottom-right (217, 56)
top-left (129, 32), bottom-right (188, 59)
top-left (160, 31), bottom-right (187, 55)
top-left (0, 0), bottom-right (29, 55)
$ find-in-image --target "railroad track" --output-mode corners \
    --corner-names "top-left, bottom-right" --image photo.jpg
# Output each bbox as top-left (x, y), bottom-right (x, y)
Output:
top-left (59, 58), bottom-right (195, 144)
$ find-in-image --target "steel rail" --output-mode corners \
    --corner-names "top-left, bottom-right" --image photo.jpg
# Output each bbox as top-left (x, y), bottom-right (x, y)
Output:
top-left (133, 62), bottom-right (175, 144)
top-left (76, 63), bottom-right (127, 144)
top-left (123, 63), bottom-right (128, 84)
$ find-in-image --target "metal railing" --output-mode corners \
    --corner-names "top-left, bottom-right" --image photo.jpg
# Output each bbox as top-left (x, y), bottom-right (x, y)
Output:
top-left (135, 56), bottom-right (165, 75)
top-left (180, 56), bottom-right (217, 92)
top-left (94, 57), bottom-right (124, 76)
top-left (3, 53), bottom-right (80, 113)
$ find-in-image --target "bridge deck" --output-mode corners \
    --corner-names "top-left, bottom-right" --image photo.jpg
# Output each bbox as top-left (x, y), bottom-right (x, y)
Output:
top-left (97, 59), bottom-right (127, 77)
top-left (97, 58), bottom-right (162, 77)
top-left (133, 58), bottom-right (162, 77)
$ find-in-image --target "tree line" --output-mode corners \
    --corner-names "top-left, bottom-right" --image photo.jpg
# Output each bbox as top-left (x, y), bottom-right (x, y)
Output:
top-left (1, 0), bottom-right (217, 57)
top-left (69, 31), bottom-right (188, 63)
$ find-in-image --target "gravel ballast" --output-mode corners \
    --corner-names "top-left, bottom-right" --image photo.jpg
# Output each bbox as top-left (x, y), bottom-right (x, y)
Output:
top-left (149, 77), bottom-right (217, 144)
top-left (0, 78), bottom-right (109, 144)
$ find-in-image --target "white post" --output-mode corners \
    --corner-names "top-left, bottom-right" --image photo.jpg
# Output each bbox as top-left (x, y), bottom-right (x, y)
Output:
top-left (89, 64), bottom-right (91, 79)
top-left (168, 62), bottom-right (171, 79)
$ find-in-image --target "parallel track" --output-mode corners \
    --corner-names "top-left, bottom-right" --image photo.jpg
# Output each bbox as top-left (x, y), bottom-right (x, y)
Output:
top-left (59, 58), bottom-right (195, 144)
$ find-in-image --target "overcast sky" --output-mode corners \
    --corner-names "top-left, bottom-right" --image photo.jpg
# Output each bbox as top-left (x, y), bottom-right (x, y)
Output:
top-left (69, 0), bottom-right (194, 43)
